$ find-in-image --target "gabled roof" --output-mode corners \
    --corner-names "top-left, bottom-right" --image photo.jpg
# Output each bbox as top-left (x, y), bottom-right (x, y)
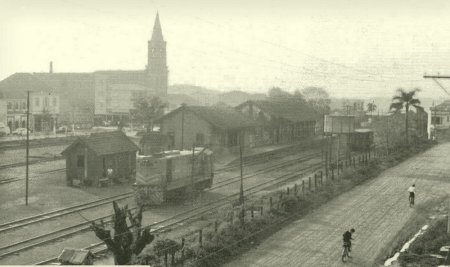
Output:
top-left (0, 73), bottom-right (54, 98)
top-left (156, 105), bottom-right (259, 130)
top-left (237, 98), bottom-right (320, 122)
top-left (432, 100), bottom-right (450, 111)
top-left (62, 131), bottom-right (139, 156)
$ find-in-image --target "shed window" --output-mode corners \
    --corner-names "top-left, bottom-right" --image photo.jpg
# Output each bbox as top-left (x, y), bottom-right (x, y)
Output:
top-left (77, 155), bottom-right (85, 167)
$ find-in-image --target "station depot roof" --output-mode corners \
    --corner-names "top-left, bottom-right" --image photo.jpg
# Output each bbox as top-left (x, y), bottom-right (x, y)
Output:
top-left (137, 147), bottom-right (212, 160)
top-left (61, 130), bottom-right (140, 156)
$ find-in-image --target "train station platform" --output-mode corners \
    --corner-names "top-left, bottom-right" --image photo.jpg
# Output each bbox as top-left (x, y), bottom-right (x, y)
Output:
top-left (219, 136), bottom-right (323, 168)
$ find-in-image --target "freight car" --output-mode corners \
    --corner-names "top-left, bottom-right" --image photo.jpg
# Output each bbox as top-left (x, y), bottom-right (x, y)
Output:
top-left (134, 147), bottom-right (214, 206)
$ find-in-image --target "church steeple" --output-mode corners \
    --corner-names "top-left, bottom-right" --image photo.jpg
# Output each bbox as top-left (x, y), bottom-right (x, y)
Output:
top-left (151, 12), bottom-right (164, 41)
top-left (147, 12), bottom-right (168, 96)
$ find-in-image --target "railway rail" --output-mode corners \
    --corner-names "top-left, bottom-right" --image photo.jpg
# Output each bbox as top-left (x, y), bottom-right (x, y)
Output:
top-left (0, 152), bottom-right (322, 263)
top-left (34, 159), bottom-right (323, 265)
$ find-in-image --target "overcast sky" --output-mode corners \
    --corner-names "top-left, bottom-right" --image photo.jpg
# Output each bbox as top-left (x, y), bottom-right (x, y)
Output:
top-left (1, 0), bottom-right (450, 100)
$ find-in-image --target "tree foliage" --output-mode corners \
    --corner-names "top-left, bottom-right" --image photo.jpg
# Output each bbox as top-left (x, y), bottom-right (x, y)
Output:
top-left (130, 97), bottom-right (168, 132)
top-left (91, 201), bottom-right (154, 265)
top-left (389, 88), bottom-right (423, 145)
top-left (301, 87), bottom-right (331, 114)
top-left (367, 102), bottom-right (377, 113)
top-left (268, 87), bottom-right (292, 98)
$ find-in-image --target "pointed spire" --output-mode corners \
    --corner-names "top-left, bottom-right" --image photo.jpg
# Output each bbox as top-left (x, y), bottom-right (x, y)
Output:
top-left (151, 12), bottom-right (164, 41)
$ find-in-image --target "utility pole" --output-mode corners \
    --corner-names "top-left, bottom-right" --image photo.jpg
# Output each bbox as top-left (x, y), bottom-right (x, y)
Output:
top-left (25, 91), bottom-right (30, 206)
top-left (239, 142), bottom-right (245, 226)
top-left (191, 144), bottom-right (195, 205)
top-left (239, 143), bottom-right (244, 205)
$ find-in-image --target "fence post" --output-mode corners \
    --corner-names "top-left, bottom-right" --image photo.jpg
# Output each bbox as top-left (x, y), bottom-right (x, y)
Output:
top-left (171, 252), bottom-right (175, 266)
top-left (214, 221), bottom-right (218, 232)
top-left (269, 197), bottom-right (273, 210)
top-left (309, 177), bottom-right (312, 191)
top-left (314, 175), bottom-right (317, 190)
top-left (260, 206), bottom-right (264, 216)
top-left (181, 237), bottom-right (185, 260)
top-left (287, 187), bottom-right (290, 195)
top-left (231, 210), bottom-right (234, 223)
top-left (199, 229), bottom-right (203, 247)
top-left (353, 157), bottom-right (356, 168)
top-left (251, 206), bottom-right (254, 218)
top-left (294, 183), bottom-right (298, 194)
top-left (331, 168), bottom-right (334, 180)
top-left (164, 251), bottom-right (168, 267)
top-left (302, 180), bottom-right (305, 194)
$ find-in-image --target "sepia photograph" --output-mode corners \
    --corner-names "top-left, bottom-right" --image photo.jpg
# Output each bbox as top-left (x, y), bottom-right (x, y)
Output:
top-left (0, 0), bottom-right (450, 266)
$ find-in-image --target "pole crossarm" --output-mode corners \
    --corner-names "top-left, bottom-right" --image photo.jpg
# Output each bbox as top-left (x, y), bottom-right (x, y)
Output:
top-left (423, 75), bottom-right (450, 97)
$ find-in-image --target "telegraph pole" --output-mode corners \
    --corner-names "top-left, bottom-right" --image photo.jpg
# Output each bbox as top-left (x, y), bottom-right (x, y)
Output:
top-left (25, 91), bottom-right (30, 206)
top-left (191, 144), bottom-right (195, 205)
top-left (239, 143), bottom-right (244, 205)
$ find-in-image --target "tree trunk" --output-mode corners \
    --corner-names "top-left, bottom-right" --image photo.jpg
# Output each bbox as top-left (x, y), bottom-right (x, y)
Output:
top-left (405, 104), bottom-right (409, 147)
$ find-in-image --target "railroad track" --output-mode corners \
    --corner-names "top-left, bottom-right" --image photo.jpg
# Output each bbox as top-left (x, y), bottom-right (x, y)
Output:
top-left (0, 152), bottom-right (321, 263)
top-left (0, 156), bottom-right (64, 171)
top-left (35, 160), bottom-right (324, 265)
top-left (0, 137), bottom-right (75, 151)
top-left (0, 192), bottom-right (134, 234)
top-left (0, 152), bottom-right (321, 264)
top-left (0, 167), bottom-right (66, 185)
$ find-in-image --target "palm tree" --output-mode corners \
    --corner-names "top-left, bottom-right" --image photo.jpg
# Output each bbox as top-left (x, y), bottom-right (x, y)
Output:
top-left (367, 102), bottom-right (377, 116)
top-left (389, 88), bottom-right (423, 146)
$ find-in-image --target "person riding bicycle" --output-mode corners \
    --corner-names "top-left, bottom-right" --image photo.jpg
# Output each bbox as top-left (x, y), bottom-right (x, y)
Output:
top-left (343, 228), bottom-right (355, 256)
top-left (408, 184), bottom-right (415, 207)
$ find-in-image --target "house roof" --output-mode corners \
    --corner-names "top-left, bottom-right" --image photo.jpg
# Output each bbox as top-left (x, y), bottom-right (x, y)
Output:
top-left (156, 105), bottom-right (259, 130)
top-left (0, 73), bottom-right (55, 99)
top-left (62, 131), bottom-right (139, 156)
top-left (237, 99), bottom-right (320, 122)
top-left (432, 100), bottom-right (450, 111)
top-left (58, 248), bottom-right (92, 264)
top-left (140, 132), bottom-right (169, 146)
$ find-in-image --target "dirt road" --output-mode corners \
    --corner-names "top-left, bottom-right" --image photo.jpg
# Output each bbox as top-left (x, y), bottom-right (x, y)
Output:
top-left (226, 143), bottom-right (450, 267)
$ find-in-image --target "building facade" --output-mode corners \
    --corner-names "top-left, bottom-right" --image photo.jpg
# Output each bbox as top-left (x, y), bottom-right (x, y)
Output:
top-left (236, 99), bottom-right (319, 146)
top-left (156, 105), bottom-right (258, 152)
top-left (0, 13), bottom-right (168, 129)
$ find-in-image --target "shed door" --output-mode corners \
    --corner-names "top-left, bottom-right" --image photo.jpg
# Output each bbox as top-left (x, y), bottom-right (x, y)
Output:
top-left (76, 155), bottom-right (85, 179)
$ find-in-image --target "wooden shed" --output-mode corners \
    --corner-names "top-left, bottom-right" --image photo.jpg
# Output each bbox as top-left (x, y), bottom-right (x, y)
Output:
top-left (140, 132), bottom-right (171, 155)
top-left (61, 131), bottom-right (139, 187)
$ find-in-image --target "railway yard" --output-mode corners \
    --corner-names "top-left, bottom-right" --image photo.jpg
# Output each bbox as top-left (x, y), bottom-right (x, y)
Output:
top-left (0, 139), bottom-right (328, 265)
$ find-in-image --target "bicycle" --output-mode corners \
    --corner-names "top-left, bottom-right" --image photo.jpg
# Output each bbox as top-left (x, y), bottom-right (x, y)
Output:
top-left (409, 194), bottom-right (415, 207)
top-left (342, 242), bottom-right (351, 262)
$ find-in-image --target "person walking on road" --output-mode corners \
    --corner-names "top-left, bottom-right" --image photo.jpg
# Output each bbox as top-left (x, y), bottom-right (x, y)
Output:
top-left (408, 184), bottom-right (416, 207)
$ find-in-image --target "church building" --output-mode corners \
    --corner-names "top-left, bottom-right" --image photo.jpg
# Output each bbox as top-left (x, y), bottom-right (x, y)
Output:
top-left (0, 13), bottom-right (169, 130)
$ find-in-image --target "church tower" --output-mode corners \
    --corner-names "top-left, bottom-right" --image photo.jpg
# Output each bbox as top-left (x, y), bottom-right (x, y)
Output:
top-left (147, 12), bottom-right (168, 96)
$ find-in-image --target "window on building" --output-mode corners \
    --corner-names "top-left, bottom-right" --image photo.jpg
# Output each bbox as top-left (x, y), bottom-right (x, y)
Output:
top-left (77, 155), bottom-right (85, 168)
top-left (52, 97), bottom-right (57, 106)
top-left (14, 102), bottom-right (18, 109)
top-left (7, 102), bottom-right (12, 110)
top-left (196, 133), bottom-right (205, 145)
top-left (35, 98), bottom-right (40, 107)
top-left (228, 131), bottom-right (239, 146)
top-left (44, 97), bottom-right (49, 107)
top-left (432, 116), bottom-right (442, 125)
top-left (21, 102), bottom-right (26, 110)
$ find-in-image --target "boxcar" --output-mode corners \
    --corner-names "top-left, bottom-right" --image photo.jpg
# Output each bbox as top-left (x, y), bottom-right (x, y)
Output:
top-left (134, 147), bottom-right (214, 205)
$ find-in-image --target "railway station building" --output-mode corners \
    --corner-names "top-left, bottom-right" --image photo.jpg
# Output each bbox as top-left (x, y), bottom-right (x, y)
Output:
top-left (155, 105), bottom-right (259, 152)
top-left (236, 98), bottom-right (320, 146)
top-left (61, 131), bottom-right (139, 187)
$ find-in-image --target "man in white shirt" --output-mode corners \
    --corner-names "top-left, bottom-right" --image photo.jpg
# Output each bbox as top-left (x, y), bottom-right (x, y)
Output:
top-left (408, 184), bottom-right (415, 207)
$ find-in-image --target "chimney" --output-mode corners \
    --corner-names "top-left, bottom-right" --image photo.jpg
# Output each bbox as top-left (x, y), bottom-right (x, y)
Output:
top-left (49, 61), bottom-right (53, 74)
